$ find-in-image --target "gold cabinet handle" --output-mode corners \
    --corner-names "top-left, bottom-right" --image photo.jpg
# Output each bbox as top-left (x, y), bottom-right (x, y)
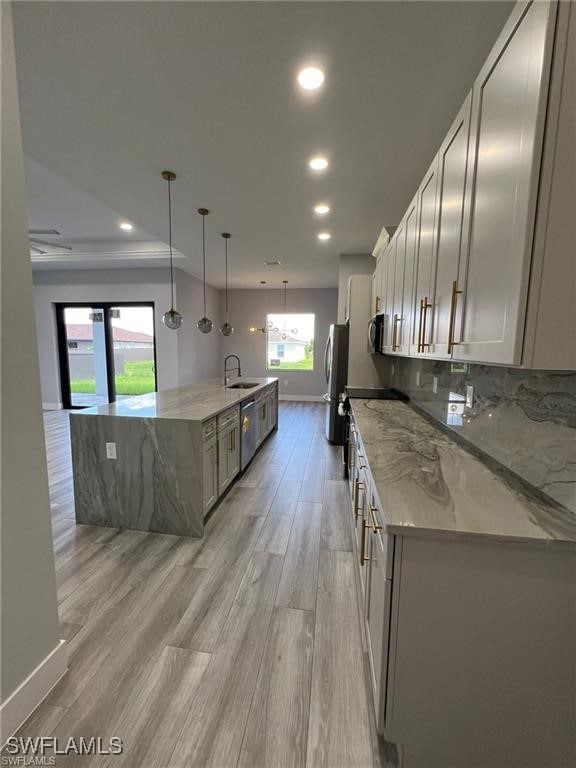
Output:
top-left (420, 296), bottom-right (432, 352)
top-left (375, 295), bottom-right (381, 313)
top-left (447, 280), bottom-right (463, 355)
top-left (369, 505), bottom-right (382, 532)
top-left (360, 518), bottom-right (373, 565)
top-left (392, 314), bottom-right (402, 352)
top-left (417, 298), bottom-right (424, 353)
top-left (353, 479), bottom-right (365, 518)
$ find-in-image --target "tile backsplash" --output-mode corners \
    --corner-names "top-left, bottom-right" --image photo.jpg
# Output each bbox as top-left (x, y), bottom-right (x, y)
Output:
top-left (389, 358), bottom-right (576, 515)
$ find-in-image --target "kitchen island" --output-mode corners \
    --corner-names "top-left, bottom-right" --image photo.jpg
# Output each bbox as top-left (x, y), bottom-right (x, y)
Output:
top-left (69, 377), bottom-right (278, 537)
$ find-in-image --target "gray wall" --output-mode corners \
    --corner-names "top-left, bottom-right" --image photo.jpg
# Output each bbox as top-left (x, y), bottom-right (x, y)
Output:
top-left (33, 268), bottom-right (222, 407)
top-left (175, 269), bottom-right (222, 385)
top-left (388, 357), bottom-right (576, 515)
top-left (337, 253), bottom-right (375, 322)
top-left (221, 288), bottom-right (338, 398)
top-left (1, 1), bottom-right (61, 702)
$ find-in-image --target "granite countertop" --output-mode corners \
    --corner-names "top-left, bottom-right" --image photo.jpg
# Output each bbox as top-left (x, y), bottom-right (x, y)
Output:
top-left (71, 378), bottom-right (278, 422)
top-left (351, 399), bottom-right (576, 550)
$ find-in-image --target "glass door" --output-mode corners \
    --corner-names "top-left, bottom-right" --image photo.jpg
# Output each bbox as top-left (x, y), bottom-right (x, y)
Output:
top-left (110, 306), bottom-right (156, 398)
top-left (58, 306), bottom-right (111, 408)
top-left (56, 302), bottom-right (156, 409)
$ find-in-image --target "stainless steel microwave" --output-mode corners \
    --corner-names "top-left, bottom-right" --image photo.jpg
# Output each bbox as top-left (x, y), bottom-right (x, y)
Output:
top-left (367, 314), bottom-right (384, 354)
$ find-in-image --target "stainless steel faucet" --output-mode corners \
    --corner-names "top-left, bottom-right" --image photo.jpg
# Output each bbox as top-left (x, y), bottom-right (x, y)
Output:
top-left (224, 354), bottom-right (242, 385)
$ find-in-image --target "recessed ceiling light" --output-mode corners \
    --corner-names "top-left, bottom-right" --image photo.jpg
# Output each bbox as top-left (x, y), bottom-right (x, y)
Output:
top-left (119, 221), bottom-right (133, 231)
top-left (318, 232), bottom-right (331, 241)
top-left (265, 260), bottom-right (282, 266)
top-left (309, 156), bottom-right (329, 172)
top-left (314, 204), bottom-right (330, 216)
top-left (297, 66), bottom-right (325, 91)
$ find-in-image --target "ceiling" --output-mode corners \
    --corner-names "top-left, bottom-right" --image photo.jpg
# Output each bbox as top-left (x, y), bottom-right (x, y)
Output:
top-left (13, 1), bottom-right (514, 289)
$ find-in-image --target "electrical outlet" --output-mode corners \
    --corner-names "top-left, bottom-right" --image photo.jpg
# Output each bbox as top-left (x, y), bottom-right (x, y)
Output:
top-left (106, 442), bottom-right (117, 460)
top-left (465, 385), bottom-right (474, 409)
top-left (416, 371), bottom-right (421, 387)
top-left (283, 379), bottom-right (288, 386)
top-left (432, 376), bottom-right (438, 394)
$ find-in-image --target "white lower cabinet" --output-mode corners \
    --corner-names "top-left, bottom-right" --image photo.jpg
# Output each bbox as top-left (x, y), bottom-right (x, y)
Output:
top-left (365, 526), bottom-right (393, 732)
top-left (256, 385), bottom-right (277, 447)
top-left (217, 424), bottom-right (239, 494)
top-left (349, 412), bottom-right (575, 768)
top-left (202, 434), bottom-right (218, 515)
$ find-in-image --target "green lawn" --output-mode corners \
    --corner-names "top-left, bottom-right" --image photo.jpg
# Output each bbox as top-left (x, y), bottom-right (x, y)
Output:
top-left (267, 353), bottom-right (313, 371)
top-left (70, 360), bottom-right (155, 396)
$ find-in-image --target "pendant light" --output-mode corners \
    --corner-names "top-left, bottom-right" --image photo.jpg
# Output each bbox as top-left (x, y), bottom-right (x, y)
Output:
top-left (220, 232), bottom-right (234, 336)
top-left (197, 208), bottom-right (213, 333)
top-left (281, 279), bottom-right (298, 340)
top-left (161, 171), bottom-right (183, 330)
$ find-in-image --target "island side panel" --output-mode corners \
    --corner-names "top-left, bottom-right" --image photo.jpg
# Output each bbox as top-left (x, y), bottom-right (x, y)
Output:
top-left (70, 414), bottom-right (204, 537)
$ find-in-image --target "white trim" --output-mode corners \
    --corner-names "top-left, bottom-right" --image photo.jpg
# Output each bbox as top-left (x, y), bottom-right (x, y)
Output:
top-left (0, 640), bottom-right (67, 747)
top-left (42, 402), bottom-right (63, 411)
top-left (279, 394), bottom-right (323, 402)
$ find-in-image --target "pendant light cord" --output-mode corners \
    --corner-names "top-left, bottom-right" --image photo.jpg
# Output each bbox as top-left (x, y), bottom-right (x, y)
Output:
top-left (168, 176), bottom-right (174, 310)
top-left (225, 237), bottom-right (229, 319)
top-left (202, 214), bottom-right (207, 316)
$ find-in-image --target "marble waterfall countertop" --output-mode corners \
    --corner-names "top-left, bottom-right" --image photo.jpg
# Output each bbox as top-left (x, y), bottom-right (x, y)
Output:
top-left (75, 377), bottom-right (278, 422)
top-left (351, 399), bottom-right (576, 549)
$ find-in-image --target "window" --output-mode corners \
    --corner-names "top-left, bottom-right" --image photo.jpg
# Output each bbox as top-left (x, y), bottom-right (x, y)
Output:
top-left (266, 314), bottom-right (315, 371)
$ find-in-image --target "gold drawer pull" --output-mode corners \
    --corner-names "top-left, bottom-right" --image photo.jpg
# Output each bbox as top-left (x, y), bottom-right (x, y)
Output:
top-left (369, 505), bottom-right (382, 532)
top-left (360, 519), bottom-right (373, 565)
top-left (353, 480), bottom-right (365, 518)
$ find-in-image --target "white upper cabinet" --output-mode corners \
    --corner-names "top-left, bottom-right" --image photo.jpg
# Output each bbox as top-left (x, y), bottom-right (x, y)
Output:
top-left (398, 196), bottom-right (418, 356)
top-left (381, 240), bottom-right (396, 350)
top-left (371, 0), bottom-right (574, 369)
top-left (371, 253), bottom-right (383, 316)
top-left (456, 0), bottom-right (556, 365)
top-left (410, 158), bottom-right (439, 356)
top-left (428, 93), bottom-right (473, 359)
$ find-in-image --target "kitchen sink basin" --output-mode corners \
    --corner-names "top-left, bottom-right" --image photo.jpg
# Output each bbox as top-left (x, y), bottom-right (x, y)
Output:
top-left (227, 382), bottom-right (259, 389)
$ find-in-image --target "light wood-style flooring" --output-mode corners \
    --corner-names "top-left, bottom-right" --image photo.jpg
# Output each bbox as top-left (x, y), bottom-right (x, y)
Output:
top-left (15, 403), bottom-right (393, 767)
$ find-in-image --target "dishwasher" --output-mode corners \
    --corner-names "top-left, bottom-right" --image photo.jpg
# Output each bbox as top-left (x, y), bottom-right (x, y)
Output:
top-left (240, 399), bottom-right (256, 470)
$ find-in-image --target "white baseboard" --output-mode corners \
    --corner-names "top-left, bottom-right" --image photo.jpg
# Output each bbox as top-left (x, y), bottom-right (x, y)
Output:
top-left (42, 402), bottom-right (63, 411)
top-left (279, 394), bottom-right (324, 402)
top-left (0, 640), bottom-right (67, 747)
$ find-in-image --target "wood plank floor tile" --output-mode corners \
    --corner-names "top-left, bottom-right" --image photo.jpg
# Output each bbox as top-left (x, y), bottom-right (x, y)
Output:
top-left (167, 575), bottom-right (281, 766)
top-left (94, 646), bottom-right (211, 768)
top-left (49, 563), bottom-right (207, 712)
top-left (254, 511), bottom-right (295, 555)
top-left (321, 479), bottom-right (353, 552)
top-left (238, 607), bottom-right (315, 768)
top-left (299, 458), bottom-right (326, 504)
top-left (306, 549), bottom-right (379, 768)
top-left (276, 502), bottom-right (322, 612)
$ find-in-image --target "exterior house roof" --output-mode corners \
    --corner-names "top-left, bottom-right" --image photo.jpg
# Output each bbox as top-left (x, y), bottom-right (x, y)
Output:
top-left (266, 330), bottom-right (307, 344)
top-left (66, 324), bottom-right (153, 343)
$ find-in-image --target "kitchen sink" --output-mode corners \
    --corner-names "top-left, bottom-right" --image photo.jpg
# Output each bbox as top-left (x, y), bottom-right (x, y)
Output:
top-left (227, 382), bottom-right (259, 389)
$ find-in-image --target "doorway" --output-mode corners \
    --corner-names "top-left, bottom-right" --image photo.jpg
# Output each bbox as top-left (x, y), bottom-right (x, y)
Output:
top-left (55, 303), bottom-right (157, 409)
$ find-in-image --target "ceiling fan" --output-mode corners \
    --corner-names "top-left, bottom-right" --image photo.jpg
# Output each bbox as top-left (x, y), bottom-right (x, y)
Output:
top-left (28, 228), bottom-right (72, 255)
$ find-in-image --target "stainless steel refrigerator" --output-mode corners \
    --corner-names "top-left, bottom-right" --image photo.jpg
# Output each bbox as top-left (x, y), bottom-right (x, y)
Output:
top-left (324, 323), bottom-right (349, 444)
